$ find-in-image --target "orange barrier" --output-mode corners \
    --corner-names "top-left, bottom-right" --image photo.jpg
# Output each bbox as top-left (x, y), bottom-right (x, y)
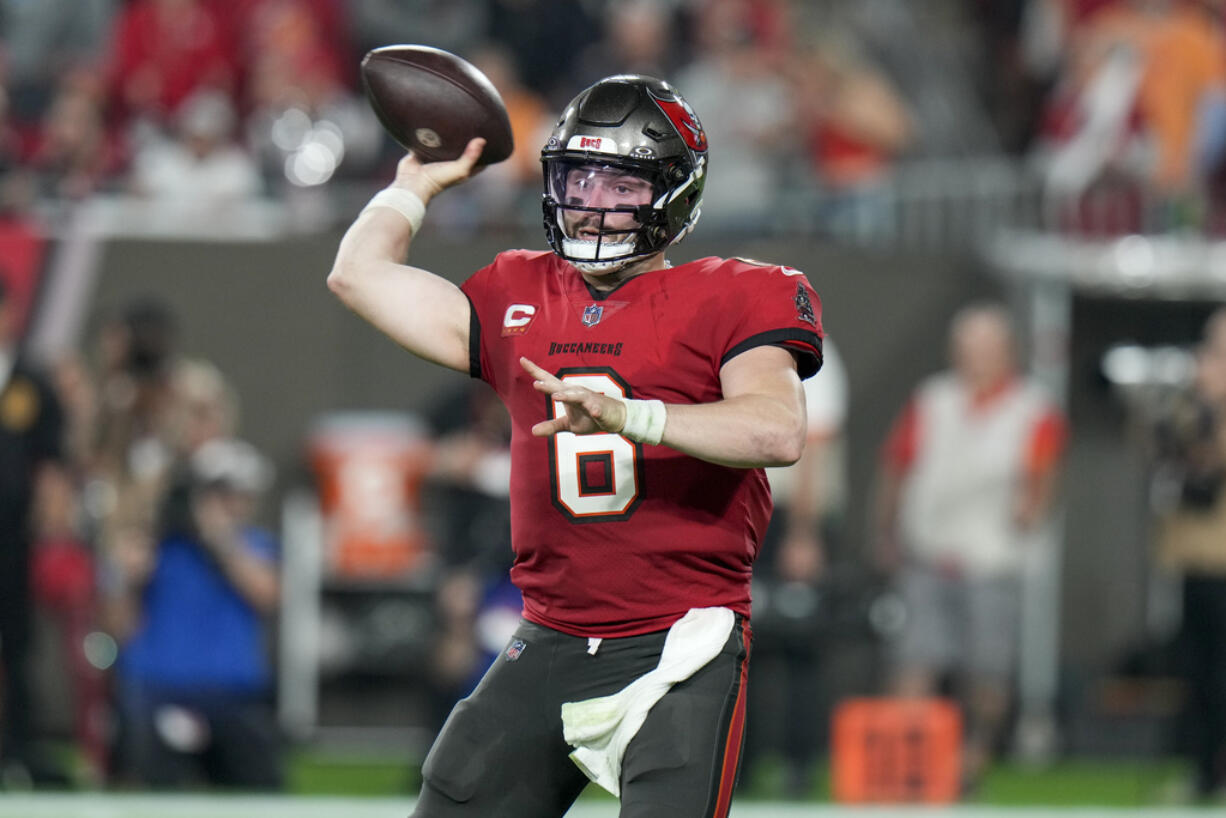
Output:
top-left (831, 696), bottom-right (962, 803)
top-left (308, 413), bottom-right (433, 580)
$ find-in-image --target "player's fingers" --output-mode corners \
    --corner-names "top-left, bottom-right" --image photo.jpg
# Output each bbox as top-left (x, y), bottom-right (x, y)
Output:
top-left (520, 357), bottom-right (561, 388)
top-left (412, 138), bottom-right (486, 194)
top-left (458, 137), bottom-right (486, 172)
top-left (519, 356), bottom-right (547, 378)
top-left (434, 138), bottom-right (486, 179)
top-left (391, 152), bottom-right (447, 199)
top-left (396, 152), bottom-right (423, 174)
top-left (531, 416), bottom-right (570, 437)
top-left (554, 388), bottom-right (603, 411)
top-left (589, 395), bottom-right (625, 429)
top-left (583, 394), bottom-right (609, 417)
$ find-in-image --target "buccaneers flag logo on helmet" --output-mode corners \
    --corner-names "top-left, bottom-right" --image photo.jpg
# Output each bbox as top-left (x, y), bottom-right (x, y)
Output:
top-left (649, 93), bottom-right (707, 153)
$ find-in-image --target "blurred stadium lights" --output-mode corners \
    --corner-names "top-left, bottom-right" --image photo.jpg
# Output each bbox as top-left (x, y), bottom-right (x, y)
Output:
top-left (274, 112), bottom-right (347, 188)
top-left (82, 631), bottom-right (118, 671)
top-left (270, 108), bottom-right (314, 153)
top-left (1101, 344), bottom-right (1195, 390)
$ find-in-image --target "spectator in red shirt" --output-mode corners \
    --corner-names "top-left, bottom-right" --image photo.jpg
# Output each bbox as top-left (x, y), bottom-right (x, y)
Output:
top-left (107, 0), bottom-right (239, 128)
top-left (792, 36), bottom-right (913, 241)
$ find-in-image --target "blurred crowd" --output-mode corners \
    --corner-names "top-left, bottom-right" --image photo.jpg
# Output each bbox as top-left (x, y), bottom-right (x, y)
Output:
top-left (980, 0), bottom-right (1226, 234)
top-left (0, 279), bottom-right (522, 790)
top-left (0, 0), bottom-right (922, 238)
top-left (1, 287), bottom-right (291, 789)
top-left (0, 0), bottom-right (1225, 237)
top-left (0, 249), bottom-right (525, 789)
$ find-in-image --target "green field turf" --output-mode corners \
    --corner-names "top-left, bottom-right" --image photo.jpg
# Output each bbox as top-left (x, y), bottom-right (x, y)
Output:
top-left (735, 756), bottom-right (1196, 806)
top-left (0, 795), bottom-right (1218, 818)
top-left (4, 748), bottom-right (1213, 815)
top-left (284, 751), bottom-right (1201, 807)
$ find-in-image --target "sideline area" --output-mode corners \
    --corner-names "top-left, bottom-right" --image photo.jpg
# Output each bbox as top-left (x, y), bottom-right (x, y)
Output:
top-left (0, 796), bottom-right (1215, 818)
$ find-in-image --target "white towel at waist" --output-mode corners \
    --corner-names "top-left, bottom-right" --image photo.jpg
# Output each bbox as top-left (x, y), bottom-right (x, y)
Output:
top-left (560, 606), bottom-right (736, 796)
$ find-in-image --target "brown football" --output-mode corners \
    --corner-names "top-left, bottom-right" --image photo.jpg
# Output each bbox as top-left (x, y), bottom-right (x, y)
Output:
top-left (360, 45), bottom-right (514, 166)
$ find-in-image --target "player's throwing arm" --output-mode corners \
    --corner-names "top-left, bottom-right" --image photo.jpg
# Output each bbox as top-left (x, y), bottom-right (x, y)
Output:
top-left (327, 140), bottom-right (485, 373)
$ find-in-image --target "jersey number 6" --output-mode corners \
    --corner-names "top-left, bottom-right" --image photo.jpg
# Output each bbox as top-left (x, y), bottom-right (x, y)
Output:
top-left (546, 369), bottom-right (644, 522)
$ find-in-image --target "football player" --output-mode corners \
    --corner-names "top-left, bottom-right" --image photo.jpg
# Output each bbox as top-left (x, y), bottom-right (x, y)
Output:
top-left (329, 75), bottom-right (823, 818)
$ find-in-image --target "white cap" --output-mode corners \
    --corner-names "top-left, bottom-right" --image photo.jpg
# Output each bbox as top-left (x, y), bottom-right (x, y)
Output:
top-left (191, 438), bottom-right (274, 494)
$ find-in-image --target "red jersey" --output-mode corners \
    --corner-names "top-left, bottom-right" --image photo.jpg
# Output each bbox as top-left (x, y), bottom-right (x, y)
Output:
top-left (461, 251), bottom-right (823, 637)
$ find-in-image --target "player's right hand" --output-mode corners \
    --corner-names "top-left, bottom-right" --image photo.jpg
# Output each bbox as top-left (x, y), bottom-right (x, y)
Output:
top-left (393, 137), bottom-right (486, 203)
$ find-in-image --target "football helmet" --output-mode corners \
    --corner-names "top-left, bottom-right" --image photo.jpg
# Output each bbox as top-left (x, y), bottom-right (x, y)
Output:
top-left (541, 75), bottom-right (707, 274)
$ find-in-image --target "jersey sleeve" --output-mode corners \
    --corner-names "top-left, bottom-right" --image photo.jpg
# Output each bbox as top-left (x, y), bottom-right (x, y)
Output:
top-left (803, 336), bottom-right (848, 438)
top-left (459, 256), bottom-right (503, 389)
top-left (717, 263), bottom-right (824, 378)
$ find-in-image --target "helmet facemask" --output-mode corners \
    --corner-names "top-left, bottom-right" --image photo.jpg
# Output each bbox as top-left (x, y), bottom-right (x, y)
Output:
top-left (543, 159), bottom-right (669, 274)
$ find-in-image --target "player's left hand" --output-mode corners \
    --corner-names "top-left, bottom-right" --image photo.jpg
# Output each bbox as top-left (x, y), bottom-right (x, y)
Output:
top-left (520, 357), bottom-right (628, 437)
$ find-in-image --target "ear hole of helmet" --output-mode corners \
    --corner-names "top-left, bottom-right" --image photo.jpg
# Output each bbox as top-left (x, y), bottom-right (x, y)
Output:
top-left (642, 124), bottom-right (671, 142)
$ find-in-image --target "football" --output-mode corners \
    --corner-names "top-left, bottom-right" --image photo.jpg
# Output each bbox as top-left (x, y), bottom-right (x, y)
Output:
top-left (360, 45), bottom-right (514, 167)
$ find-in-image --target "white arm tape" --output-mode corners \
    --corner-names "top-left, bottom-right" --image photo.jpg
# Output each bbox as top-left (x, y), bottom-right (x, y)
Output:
top-left (361, 188), bottom-right (426, 236)
top-left (618, 398), bottom-right (667, 446)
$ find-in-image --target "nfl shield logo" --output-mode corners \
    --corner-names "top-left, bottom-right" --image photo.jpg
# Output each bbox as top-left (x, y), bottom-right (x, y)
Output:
top-left (505, 639), bottom-right (527, 662)
top-left (582, 305), bottom-right (603, 327)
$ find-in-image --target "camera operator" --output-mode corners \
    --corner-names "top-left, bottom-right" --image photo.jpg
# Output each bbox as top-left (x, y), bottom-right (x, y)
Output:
top-left (1152, 307), bottom-right (1226, 802)
top-left (110, 436), bottom-right (283, 790)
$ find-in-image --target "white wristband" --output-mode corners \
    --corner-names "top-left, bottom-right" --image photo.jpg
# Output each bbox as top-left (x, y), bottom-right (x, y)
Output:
top-left (362, 188), bottom-right (426, 236)
top-left (618, 398), bottom-right (667, 445)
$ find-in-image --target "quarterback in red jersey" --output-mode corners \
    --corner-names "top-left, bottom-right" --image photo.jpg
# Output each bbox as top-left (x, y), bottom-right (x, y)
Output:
top-left (329, 75), bottom-right (822, 818)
